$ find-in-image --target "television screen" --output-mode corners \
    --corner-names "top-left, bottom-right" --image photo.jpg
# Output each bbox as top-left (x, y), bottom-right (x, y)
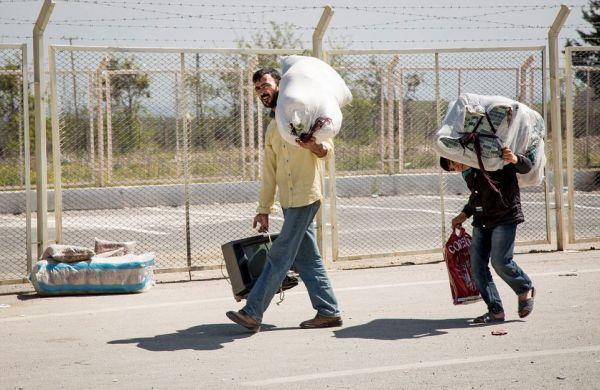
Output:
top-left (241, 239), bottom-right (273, 282)
top-left (221, 234), bottom-right (298, 301)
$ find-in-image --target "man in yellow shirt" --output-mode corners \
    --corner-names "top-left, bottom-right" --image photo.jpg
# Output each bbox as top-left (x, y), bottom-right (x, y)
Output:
top-left (226, 68), bottom-right (341, 332)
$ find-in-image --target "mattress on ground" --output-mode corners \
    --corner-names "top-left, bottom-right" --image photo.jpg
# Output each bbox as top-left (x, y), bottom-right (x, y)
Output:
top-left (29, 253), bottom-right (155, 295)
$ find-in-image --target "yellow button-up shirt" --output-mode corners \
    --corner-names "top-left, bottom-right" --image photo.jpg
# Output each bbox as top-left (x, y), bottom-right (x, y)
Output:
top-left (257, 119), bottom-right (333, 214)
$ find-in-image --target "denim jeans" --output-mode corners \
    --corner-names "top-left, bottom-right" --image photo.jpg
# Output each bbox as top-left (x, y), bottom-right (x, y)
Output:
top-left (243, 201), bottom-right (340, 322)
top-left (470, 223), bottom-right (533, 314)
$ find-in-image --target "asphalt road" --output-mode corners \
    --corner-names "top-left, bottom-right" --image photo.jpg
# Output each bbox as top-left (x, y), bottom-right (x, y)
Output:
top-left (1, 250), bottom-right (599, 389)
top-left (2, 191), bottom-right (600, 280)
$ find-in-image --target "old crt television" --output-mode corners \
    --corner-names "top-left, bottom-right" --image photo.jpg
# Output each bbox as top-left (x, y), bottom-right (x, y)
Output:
top-left (221, 234), bottom-right (279, 301)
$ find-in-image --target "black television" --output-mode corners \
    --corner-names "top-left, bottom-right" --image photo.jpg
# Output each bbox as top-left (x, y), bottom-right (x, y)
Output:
top-left (221, 234), bottom-right (298, 301)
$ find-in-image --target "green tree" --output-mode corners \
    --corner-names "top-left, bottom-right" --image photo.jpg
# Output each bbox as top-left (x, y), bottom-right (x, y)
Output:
top-left (567, 1), bottom-right (600, 97)
top-left (0, 64), bottom-right (21, 159)
top-left (106, 58), bottom-right (151, 153)
top-left (200, 22), bottom-right (306, 148)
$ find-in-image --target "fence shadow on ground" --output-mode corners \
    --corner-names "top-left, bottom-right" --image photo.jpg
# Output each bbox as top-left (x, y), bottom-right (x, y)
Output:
top-left (333, 318), bottom-right (522, 340)
top-left (108, 323), bottom-right (296, 351)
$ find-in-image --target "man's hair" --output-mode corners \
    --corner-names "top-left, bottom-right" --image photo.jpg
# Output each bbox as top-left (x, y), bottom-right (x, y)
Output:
top-left (439, 157), bottom-right (451, 172)
top-left (252, 68), bottom-right (281, 84)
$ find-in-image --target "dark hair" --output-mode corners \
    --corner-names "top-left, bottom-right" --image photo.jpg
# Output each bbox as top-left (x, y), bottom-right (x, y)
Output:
top-left (439, 157), bottom-right (451, 172)
top-left (252, 68), bottom-right (281, 84)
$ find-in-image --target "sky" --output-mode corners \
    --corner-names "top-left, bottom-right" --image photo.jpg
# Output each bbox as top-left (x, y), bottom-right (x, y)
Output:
top-left (0, 0), bottom-right (593, 56)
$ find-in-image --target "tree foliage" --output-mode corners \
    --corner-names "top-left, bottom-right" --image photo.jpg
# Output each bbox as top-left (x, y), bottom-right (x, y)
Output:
top-left (0, 64), bottom-right (22, 158)
top-left (567, 0), bottom-right (600, 97)
top-left (106, 58), bottom-right (151, 153)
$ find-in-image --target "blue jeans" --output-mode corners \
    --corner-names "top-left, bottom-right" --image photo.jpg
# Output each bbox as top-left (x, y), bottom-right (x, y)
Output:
top-left (243, 201), bottom-right (340, 322)
top-left (470, 223), bottom-right (533, 314)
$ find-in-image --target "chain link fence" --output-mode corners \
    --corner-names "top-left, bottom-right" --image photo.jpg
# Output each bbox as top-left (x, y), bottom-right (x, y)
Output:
top-left (0, 44), bottom-right (31, 283)
top-left (49, 47), bottom-right (305, 271)
top-left (328, 47), bottom-right (549, 260)
top-left (0, 44), bottom-right (557, 283)
top-left (565, 46), bottom-right (600, 244)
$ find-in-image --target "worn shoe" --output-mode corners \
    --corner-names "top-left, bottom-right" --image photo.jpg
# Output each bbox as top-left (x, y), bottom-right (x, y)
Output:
top-left (226, 310), bottom-right (261, 333)
top-left (473, 311), bottom-right (505, 324)
top-left (518, 286), bottom-right (535, 318)
top-left (299, 314), bottom-right (343, 329)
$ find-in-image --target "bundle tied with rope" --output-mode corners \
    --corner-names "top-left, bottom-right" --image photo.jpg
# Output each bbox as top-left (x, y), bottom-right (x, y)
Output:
top-left (275, 55), bottom-right (352, 146)
top-left (433, 93), bottom-right (547, 188)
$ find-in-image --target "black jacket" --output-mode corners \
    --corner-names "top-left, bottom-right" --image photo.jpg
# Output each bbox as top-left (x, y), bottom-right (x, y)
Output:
top-left (462, 154), bottom-right (532, 228)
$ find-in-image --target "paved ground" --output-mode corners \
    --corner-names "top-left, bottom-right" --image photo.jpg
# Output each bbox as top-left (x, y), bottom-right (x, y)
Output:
top-left (1, 249), bottom-right (599, 389)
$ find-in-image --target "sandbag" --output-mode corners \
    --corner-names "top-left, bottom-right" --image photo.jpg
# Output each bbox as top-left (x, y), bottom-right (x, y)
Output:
top-left (433, 93), bottom-right (546, 186)
top-left (94, 237), bottom-right (136, 255)
top-left (41, 244), bottom-right (95, 263)
top-left (29, 253), bottom-right (155, 295)
top-left (275, 55), bottom-right (352, 146)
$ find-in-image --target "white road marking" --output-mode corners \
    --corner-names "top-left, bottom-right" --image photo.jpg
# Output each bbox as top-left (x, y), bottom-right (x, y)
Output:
top-left (154, 206), bottom-right (285, 222)
top-left (338, 205), bottom-right (443, 215)
top-left (63, 222), bottom-right (169, 236)
top-left (2, 268), bottom-right (599, 323)
top-left (242, 345), bottom-right (600, 386)
top-left (419, 194), bottom-right (600, 209)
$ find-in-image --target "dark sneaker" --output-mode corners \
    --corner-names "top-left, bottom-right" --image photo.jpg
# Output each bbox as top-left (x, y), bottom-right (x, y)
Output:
top-left (226, 310), bottom-right (261, 333)
top-left (299, 314), bottom-right (343, 329)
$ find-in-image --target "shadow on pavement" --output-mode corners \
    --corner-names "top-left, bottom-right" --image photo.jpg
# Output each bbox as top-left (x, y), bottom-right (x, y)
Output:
top-left (108, 323), bottom-right (293, 351)
top-left (333, 318), bottom-right (520, 340)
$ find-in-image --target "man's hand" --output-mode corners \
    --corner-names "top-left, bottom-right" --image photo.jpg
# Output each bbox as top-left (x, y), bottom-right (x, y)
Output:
top-left (501, 147), bottom-right (518, 164)
top-left (296, 136), bottom-right (327, 158)
top-left (451, 212), bottom-right (467, 230)
top-left (253, 213), bottom-right (269, 233)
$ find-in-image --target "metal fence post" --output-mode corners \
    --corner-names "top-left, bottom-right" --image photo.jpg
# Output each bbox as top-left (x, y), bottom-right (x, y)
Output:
top-left (104, 72), bottom-right (113, 184)
top-left (397, 67), bottom-right (404, 173)
top-left (564, 46), bottom-right (576, 244)
top-left (548, 4), bottom-right (571, 250)
top-left (49, 45), bottom-right (62, 244)
top-left (239, 68), bottom-right (246, 179)
top-left (22, 43), bottom-right (33, 271)
top-left (180, 52), bottom-right (192, 280)
top-left (246, 57), bottom-right (257, 180)
top-left (313, 5), bottom-right (334, 264)
top-left (386, 56), bottom-right (398, 173)
top-left (95, 59), bottom-right (106, 187)
top-left (435, 51), bottom-right (447, 247)
top-left (33, 0), bottom-right (55, 259)
top-left (542, 47), bottom-right (552, 245)
top-left (87, 72), bottom-right (95, 179)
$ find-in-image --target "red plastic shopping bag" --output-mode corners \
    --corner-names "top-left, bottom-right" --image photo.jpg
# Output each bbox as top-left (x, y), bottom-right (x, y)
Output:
top-left (443, 227), bottom-right (481, 305)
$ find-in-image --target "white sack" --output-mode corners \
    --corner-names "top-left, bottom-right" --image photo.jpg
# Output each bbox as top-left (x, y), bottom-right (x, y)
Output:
top-left (433, 93), bottom-right (546, 187)
top-left (275, 55), bottom-right (352, 146)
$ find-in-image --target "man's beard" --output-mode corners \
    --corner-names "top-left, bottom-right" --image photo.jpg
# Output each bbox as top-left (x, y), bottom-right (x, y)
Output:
top-left (261, 91), bottom-right (278, 108)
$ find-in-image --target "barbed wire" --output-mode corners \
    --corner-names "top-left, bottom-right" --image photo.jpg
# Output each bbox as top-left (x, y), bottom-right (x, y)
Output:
top-left (1, 14), bottom-right (593, 31)
top-left (1, 16), bottom-right (577, 31)
top-left (55, 0), bottom-right (307, 27)
top-left (55, 1), bottom-right (587, 9)
top-left (1, 34), bottom-right (564, 44)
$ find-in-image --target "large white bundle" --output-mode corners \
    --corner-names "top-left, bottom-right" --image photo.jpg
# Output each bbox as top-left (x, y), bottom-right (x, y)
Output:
top-left (275, 55), bottom-right (352, 146)
top-left (433, 93), bottom-right (546, 187)
top-left (29, 253), bottom-right (155, 295)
